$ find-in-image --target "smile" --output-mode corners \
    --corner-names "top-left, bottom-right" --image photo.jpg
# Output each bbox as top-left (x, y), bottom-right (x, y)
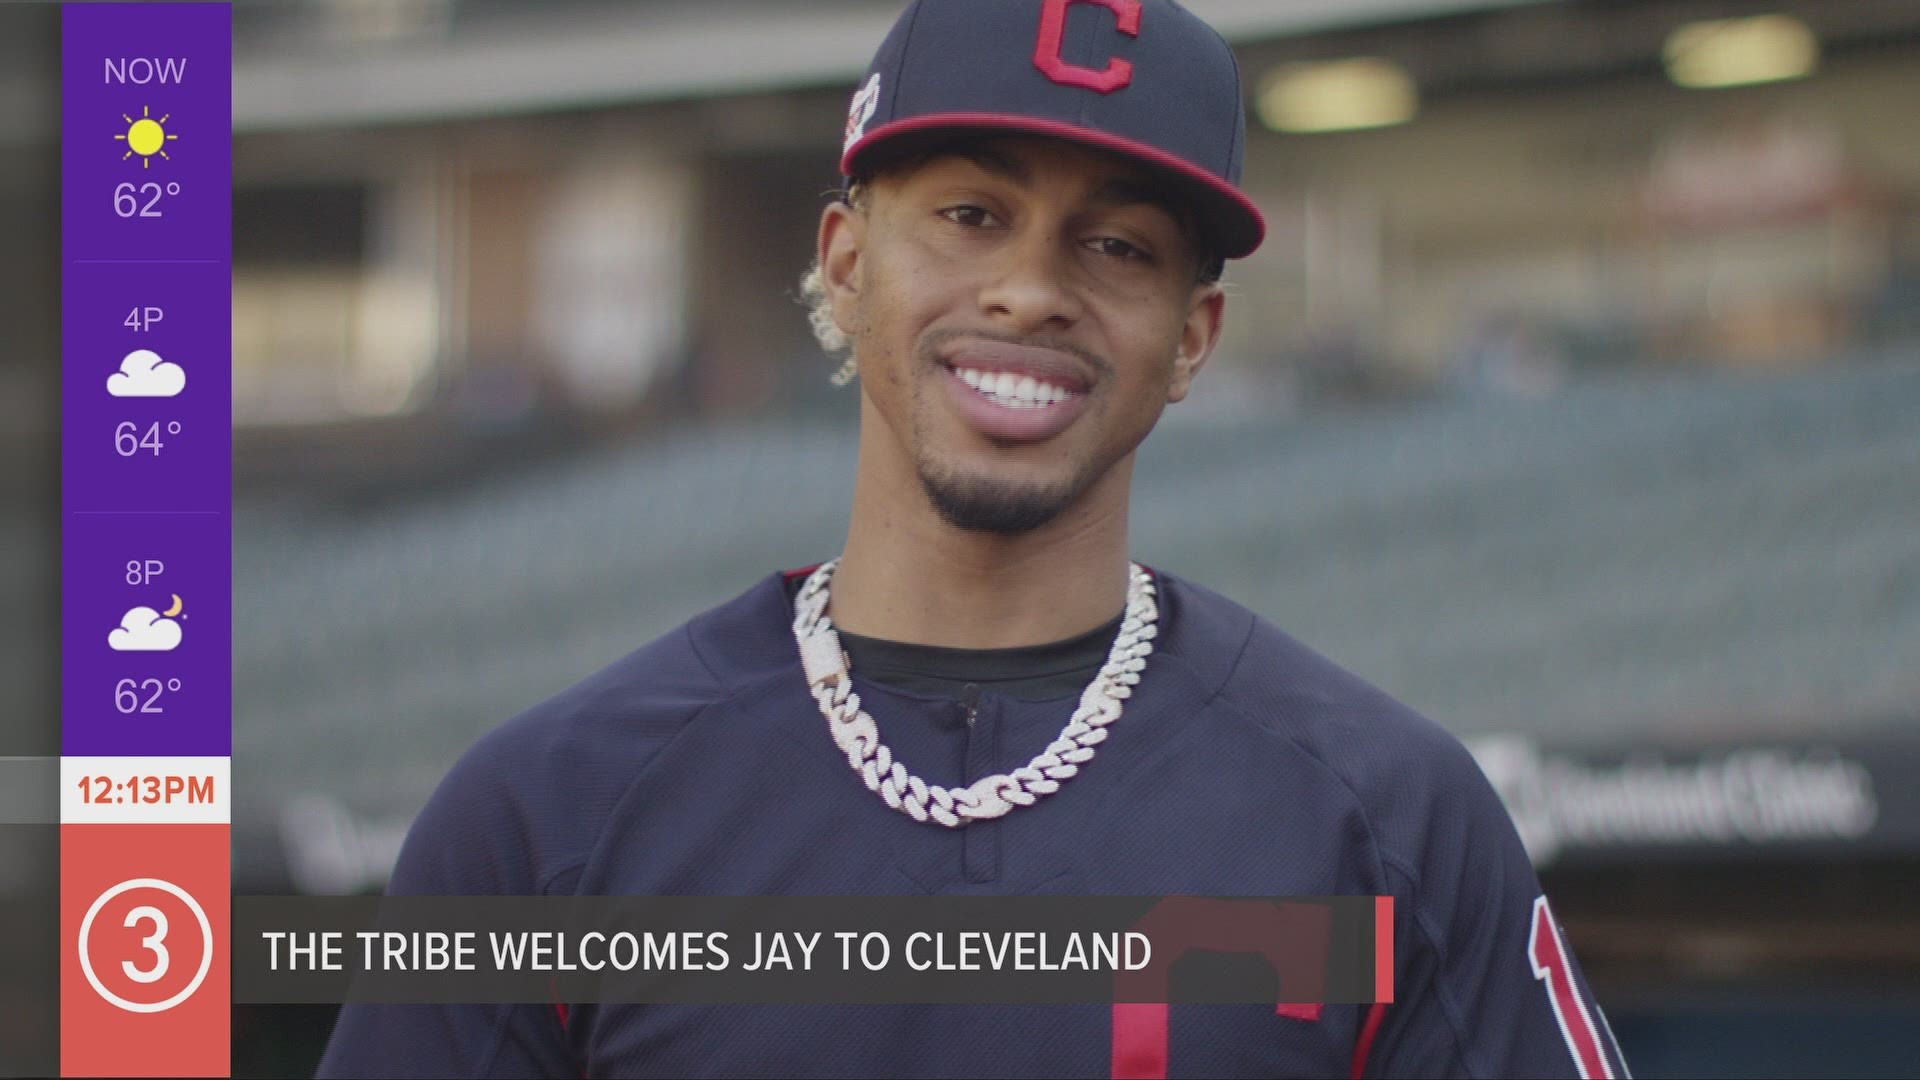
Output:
top-left (950, 365), bottom-right (1079, 409)
top-left (939, 362), bottom-right (1092, 443)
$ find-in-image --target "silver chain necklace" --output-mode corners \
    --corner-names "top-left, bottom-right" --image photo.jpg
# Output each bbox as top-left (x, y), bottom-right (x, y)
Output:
top-left (792, 559), bottom-right (1158, 827)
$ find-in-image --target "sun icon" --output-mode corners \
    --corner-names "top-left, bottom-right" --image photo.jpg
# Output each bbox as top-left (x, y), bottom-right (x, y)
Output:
top-left (114, 105), bottom-right (177, 168)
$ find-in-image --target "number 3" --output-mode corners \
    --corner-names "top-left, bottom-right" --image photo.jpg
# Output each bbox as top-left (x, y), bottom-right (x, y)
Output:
top-left (122, 904), bottom-right (171, 984)
top-left (1528, 896), bottom-right (1615, 1079)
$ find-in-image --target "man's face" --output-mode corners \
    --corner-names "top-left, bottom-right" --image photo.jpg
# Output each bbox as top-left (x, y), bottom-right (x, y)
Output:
top-left (819, 135), bottom-right (1225, 535)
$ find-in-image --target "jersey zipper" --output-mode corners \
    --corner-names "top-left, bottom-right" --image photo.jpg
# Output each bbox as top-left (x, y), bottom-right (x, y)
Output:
top-left (959, 683), bottom-right (998, 882)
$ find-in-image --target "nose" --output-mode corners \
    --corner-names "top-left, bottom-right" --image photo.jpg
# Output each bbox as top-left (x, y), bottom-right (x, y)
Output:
top-left (976, 225), bottom-right (1084, 333)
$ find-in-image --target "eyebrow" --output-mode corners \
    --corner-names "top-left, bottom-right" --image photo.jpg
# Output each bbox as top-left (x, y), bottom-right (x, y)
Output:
top-left (942, 148), bottom-right (1178, 217)
top-left (1088, 177), bottom-right (1183, 220)
top-left (927, 144), bottom-right (1205, 265)
top-left (948, 146), bottom-right (1031, 187)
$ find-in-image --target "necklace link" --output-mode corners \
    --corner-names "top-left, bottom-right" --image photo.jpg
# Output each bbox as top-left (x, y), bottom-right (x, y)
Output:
top-left (792, 560), bottom-right (1158, 827)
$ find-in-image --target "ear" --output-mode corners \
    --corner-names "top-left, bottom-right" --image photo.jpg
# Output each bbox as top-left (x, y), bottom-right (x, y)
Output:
top-left (817, 199), bottom-right (867, 340)
top-left (1166, 284), bottom-right (1225, 404)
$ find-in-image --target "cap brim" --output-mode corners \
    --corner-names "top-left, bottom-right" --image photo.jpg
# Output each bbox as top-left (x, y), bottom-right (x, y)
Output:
top-left (842, 113), bottom-right (1265, 260)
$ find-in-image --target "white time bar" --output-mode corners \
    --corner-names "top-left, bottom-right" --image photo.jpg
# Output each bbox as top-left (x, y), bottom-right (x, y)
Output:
top-left (61, 756), bottom-right (231, 824)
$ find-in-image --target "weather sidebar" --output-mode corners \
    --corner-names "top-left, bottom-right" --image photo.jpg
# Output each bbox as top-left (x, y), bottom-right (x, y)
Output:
top-left (60, 5), bottom-right (232, 1076)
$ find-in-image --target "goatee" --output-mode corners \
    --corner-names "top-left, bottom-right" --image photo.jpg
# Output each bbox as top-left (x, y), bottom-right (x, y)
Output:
top-left (918, 460), bottom-right (1078, 535)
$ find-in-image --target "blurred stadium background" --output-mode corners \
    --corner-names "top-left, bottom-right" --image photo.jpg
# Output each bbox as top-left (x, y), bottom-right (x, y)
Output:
top-left (7, 0), bottom-right (1920, 1075)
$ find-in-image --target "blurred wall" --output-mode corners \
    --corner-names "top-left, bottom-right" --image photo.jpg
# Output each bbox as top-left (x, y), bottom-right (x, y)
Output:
top-left (226, 1), bottom-right (1920, 448)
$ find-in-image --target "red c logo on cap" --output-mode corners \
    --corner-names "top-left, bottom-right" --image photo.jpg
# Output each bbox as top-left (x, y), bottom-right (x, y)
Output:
top-left (1034, 0), bottom-right (1141, 94)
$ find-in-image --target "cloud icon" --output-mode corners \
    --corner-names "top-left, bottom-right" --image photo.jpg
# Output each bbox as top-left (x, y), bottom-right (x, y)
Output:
top-left (109, 606), bottom-right (182, 652)
top-left (107, 349), bottom-right (186, 398)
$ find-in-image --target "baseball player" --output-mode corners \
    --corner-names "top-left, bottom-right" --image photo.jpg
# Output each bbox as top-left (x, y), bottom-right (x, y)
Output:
top-left (319, 1), bottom-right (1631, 1076)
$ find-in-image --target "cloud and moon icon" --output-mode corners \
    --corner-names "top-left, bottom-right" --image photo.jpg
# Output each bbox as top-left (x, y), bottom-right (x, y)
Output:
top-left (109, 597), bottom-right (184, 652)
top-left (107, 349), bottom-right (186, 398)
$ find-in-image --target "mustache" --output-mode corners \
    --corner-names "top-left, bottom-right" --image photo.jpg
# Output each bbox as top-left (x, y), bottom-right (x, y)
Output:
top-left (916, 325), bottom-right (1110, 379)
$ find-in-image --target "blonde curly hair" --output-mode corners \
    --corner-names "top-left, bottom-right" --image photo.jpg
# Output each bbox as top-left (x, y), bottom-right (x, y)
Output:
top-left (797, 259), bottom-right (858, 385)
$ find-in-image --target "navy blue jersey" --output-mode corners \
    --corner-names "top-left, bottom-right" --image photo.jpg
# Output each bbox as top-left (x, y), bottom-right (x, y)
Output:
top-left (317, 566), bottom-right (1629, 1079)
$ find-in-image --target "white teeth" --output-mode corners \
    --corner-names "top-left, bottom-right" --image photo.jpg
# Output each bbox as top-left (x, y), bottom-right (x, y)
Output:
top-left (951, 366), bottom-right (1076, 408)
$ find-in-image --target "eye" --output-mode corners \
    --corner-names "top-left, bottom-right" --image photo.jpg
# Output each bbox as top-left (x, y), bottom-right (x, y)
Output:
top-left (939, 204), bottom-right (999, 228)
top-left (1086, 235), bottom-right (1152, 262)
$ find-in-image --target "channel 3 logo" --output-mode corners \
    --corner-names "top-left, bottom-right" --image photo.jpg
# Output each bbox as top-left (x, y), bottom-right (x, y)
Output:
top-left (76, 877), bottom-right (215, 1013)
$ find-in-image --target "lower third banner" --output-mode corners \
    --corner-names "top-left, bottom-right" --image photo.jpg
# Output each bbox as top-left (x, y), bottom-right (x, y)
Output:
top-left (234, 895), bottom-right (1394, 1006)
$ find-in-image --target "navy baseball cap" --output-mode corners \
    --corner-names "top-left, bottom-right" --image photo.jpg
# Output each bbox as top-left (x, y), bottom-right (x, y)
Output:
top-left (840, 0), bottom-right (1265, 260)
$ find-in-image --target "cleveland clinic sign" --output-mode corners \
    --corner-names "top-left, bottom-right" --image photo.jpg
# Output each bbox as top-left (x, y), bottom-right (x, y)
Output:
top-left (1468, 736), bottom-right (1884, 866)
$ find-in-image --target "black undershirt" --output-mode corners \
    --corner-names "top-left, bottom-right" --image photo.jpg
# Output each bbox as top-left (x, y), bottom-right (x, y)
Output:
top-left (782, 575), bottom-right (1123, 701)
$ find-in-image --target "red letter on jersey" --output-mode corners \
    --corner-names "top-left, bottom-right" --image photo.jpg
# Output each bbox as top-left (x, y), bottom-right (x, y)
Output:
top-left (1528, 896), bottom-right (1615, 1079)
top-left (1110, 897), bottom-right (1331, 1079)
top-left (1034, 0), bottom-right (1142, 93)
